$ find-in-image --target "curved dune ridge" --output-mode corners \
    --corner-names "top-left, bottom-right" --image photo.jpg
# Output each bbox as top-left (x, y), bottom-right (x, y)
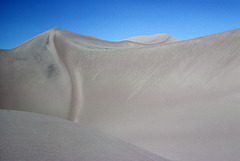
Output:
top-left (0, 28), bottom-right (240, 161)
top-left (10, 28), bottom-right (180, 50)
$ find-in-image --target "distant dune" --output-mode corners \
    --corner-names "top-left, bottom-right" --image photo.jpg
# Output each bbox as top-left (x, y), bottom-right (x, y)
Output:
top-left (0, 28), bottom-right (240, 161)
top-left (121, 33), bottom-right (180, 44)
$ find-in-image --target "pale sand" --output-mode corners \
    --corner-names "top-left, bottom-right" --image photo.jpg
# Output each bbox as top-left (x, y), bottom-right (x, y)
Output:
top-left (0, 28), bottom-right (240, 161)
top-left (0, 110), bottom-right (168, 161)
top-left (120, 33), bottom-right (180, 44)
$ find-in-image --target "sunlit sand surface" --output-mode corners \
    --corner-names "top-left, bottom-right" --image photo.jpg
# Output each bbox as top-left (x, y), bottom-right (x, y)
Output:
top-left (1, 28), bottom-right (240, 161)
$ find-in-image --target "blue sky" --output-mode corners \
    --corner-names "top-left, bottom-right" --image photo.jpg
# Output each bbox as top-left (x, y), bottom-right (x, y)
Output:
top-left (0, 0), bottom-right (240, 49)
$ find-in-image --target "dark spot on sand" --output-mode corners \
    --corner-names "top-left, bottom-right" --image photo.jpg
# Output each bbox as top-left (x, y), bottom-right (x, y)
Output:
top-left (47, 64), bottom-right (59, 78)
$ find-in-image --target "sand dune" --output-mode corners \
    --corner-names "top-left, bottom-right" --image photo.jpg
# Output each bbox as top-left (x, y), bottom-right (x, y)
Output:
top-left (0, 110), bottom-right (168, 161)
top-left (121, 33), bottom-right (180, 44)
top-left (0, 28), bottom-right (240, 161)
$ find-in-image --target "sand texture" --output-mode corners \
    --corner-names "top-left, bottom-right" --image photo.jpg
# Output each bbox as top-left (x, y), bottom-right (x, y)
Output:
top-left (0, 110), bottom-right (168, 161)
top-left (0, 28), bottom-right (240, 161)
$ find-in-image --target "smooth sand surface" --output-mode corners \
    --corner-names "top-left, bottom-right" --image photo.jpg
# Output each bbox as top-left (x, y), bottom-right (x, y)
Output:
top-left (0, 110), bottom-right (168, 161)
top-left (121, 33), bottom-right (180, 44)
top-left (0, 28), bottom-right (240, 161)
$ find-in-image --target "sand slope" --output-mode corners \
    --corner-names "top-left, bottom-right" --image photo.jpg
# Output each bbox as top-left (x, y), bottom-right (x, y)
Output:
top-left (0, 110), bottom-right (168, 161)
top-left (0, 28), bottom-right (240, 161)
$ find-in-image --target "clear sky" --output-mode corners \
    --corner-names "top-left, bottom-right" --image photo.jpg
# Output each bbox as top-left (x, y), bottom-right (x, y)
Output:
top-left (0, 0), bottom-right (240, 49)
